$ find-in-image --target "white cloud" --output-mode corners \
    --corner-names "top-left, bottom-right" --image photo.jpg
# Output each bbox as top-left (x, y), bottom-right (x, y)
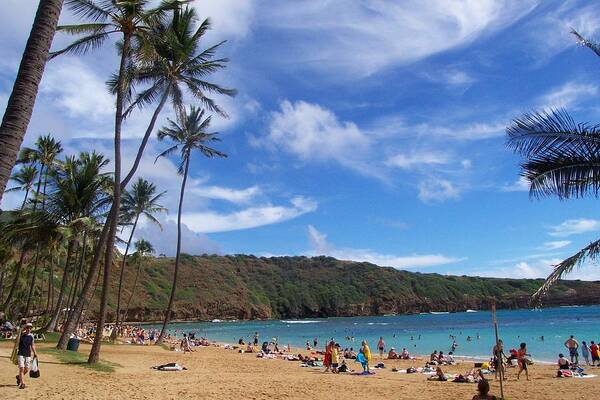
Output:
top-left (133, 218), bottom-right (220, 257)
top-left (385, 151), bottom-right (450, 170)
top-left (262, 100), bottom-right (382, 178)
top-left (179, 196), bottom-right (318, 233)
top-left (306, 225), bottom-right (464, 269)
top-left (190, 185), bottom-right (261, 204)
top-left (461, 159), bottom-right (472, 169)
top-left (40, 58), bottom-right (114, 120)
top-left (549, 218), bottom-right (600, 237)
top-left (370, 116), bottom-right (506, 140)
top-left (502, 176), bottom-right (530, 192)
top-left (542, 240), bottom-right (572, 250)
top-left (537, 80), bottom-right (598, 110)
top-left (192, 0), bottom-right (256, 40)
top-left (476, 257), bottom-right (596, 280)
top-left (418, 179), bottom-right (460, 203)
top-left (261, 0), bottom-right (537, 77)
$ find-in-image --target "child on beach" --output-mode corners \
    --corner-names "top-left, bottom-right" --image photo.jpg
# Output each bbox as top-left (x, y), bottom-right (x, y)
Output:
top-left (377, 336), bottom-right (385, 358)
top-left (516, 342), bottom-right (530, 381)
top-left (358, 340), bottom-right (372, 373)
top-left (472, 379), bottom-right (497, 400)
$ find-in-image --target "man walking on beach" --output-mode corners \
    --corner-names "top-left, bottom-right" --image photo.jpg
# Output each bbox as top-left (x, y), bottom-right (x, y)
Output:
top-left (16, 322), bottom-right (36, 389)
top-left (565, 335), bottom-right (579, 364)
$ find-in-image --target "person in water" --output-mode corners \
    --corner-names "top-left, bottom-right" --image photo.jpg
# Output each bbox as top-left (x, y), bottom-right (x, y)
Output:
top-left (472, 379), bottom-right (497, 400)
top-left (377, 336), bottom-right (385, 358)
top-left (517, 342), bottom-right (530, 381)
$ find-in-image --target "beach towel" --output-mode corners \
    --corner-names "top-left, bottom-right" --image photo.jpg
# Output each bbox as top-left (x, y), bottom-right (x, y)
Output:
top-left (152, 363), bottom-right (186, 371)
top-left (351, 371), bottom-right (375, 376)
top-left (573, 374), bottom-right (596, 379)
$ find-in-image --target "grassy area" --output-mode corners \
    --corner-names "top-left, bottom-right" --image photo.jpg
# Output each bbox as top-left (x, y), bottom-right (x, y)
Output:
top-left (39, 347), bottom-right (121, 373)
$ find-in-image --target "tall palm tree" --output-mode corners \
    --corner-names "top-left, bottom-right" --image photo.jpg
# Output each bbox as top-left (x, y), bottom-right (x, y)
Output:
top-left (506, 30), bottom-right (600, 304)
top-left (122, 238), bottom-right (153, 322)
top-left (56, 3), bottom-right (235, 359)
top-left (0, 0), bottom-right (64, 202)
top-left (6, 166), bottom-right (38, 209)
top-left (50, 0), bottom-right (183, 363)
top-left (19, 134), bottom-right (63, 315)
top-left (155, 106), bottom-right (226, 344)
top-left (114, 178), bottom-right (166, 327)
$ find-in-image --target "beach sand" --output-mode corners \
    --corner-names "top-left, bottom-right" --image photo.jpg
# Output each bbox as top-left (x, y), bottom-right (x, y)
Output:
top-left (0, 341), bottom-right (596, 399)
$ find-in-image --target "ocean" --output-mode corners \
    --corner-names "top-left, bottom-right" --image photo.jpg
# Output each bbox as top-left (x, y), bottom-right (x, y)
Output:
top-left (146, 305), bottom-right (600, 362)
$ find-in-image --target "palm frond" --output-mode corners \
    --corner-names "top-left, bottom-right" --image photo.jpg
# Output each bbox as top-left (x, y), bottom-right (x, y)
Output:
top-left (50, 31), bottom-right (113, 58)
top-left (531, 238), bottom-right (600, 304)
top-left (572, 29), bottom-right (600, 58)
top-left (506, 109), bottom-right (600, 158)
top-left (66, 0), bottom-right (113, 22)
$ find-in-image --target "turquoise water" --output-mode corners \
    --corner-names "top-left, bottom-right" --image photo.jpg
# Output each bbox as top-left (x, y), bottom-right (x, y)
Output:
top-left (147, 305), bottom-right (600, 362)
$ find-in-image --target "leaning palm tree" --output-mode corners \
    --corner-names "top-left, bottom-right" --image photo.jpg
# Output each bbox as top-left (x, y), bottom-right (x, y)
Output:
top-left (114, 178), bottom-right (166, 327)
top-left (0, 0), bottom-right (64, 201)
top-left (6, 165), bottom-right (38, 209)
top-left (122, 238), bottom-right (154, 322)
top-left (155, 106), bottom-right (226, 344)
top-left (506, 30), bottom-right (600, 304)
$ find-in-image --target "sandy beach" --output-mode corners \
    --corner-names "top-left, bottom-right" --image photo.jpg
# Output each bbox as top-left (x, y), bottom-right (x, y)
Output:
top-left (0, 340), bottom-right (596, 400)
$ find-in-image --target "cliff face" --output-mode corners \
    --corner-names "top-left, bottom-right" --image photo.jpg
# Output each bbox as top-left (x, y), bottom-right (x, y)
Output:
top-left (99, 255), bottom-right (600, 322)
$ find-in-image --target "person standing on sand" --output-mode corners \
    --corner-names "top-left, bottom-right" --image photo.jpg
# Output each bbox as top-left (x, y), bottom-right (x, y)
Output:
top-left (516, 342), bottom-right (530, 381)
top-left (15, 323), bottom-right (36, 390)
top-left (377, 336), bottom-right (385, 358)
top-left (253, 332), bottom-right (259, 346)
top-left (492, 340), bottom-right (506, 381)
top-left (590, 341), bottom-right (600, 366)
top-left (313, 337), bottom-right (318, 348)
top-left (323, 340), bottom-right (334, 373)
top-left (581, 341), bottom-right (591, 365)
top-left (361, 340), bottom-right (372, 373)
top-left (564, 335), bottom-right (579, 364)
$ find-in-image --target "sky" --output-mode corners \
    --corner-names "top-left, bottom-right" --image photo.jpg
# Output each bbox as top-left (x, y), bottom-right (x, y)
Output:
top-left (2, 0), bottom-right (600, 280)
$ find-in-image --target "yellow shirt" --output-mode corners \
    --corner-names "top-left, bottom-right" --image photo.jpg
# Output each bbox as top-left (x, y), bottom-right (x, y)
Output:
top-left (364, 344), bottom-right (372, 362)
top-left (331, 347), bottom-right (339, 364)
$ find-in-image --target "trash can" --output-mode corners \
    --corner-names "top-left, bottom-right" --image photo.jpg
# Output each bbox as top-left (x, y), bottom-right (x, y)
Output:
top-left (67, 337), bottom-right (80, 352)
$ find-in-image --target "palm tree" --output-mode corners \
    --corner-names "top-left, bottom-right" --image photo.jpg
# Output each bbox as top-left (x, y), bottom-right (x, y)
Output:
top-left (155, 106), bottom-right (226, 344)
top-left (0, 0), bottom-right (64, 202)
top-left (42, 152), bottom-right (111, 330)
top-left (122, 238), bottom-right (153, 322)
top-left (6, 166), bottom-right (38, 209)
top-left (18, 134), bottom-right (63, 315)
top-left (50, 0), bottom-right (183, 363)
top-left (114, 178), bottom-right (166, 327)
top-left (56, 3), bottom-right (235, 360)
top-left (506, 30), bottom-right (600, 304)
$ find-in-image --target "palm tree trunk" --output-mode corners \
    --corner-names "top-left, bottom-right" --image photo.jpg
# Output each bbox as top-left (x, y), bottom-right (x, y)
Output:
top-left (157, 156), bottom-right (190, 344)
top-left (121, 90), bottom-right (170, 188)
top-left (45, 238), bottom-right (76, 332)
top-left (46, 253), bottom-right (55, 313)
top-left (0, 0), bottom-right (64, 201)
top-left (23, 164), bottom-right (47, 315)
top-left (88, 32), bottom-right (131, 364)
top-left (123, 256), bottom-right (143, 324)
top-left (21, 187), bottom-right (30, 209)
top-left (0, 266), bottom-right (5, 304)
top-left (115, 213), bottom-right (139, 327)
top-left (68, 230), bottom-right (87, 316)
top-left (2, 250), bottom-right (27, 315)
top-left (57, 205), bottom-right (113, 349)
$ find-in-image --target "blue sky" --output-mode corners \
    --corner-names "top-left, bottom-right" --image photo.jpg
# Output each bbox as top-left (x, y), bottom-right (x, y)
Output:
top-left (2, 0), bottom-right (600, 279)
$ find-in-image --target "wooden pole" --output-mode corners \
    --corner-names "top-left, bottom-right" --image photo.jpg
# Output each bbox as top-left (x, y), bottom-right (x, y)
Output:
top-left (492, 300), bottom-right (505, 399)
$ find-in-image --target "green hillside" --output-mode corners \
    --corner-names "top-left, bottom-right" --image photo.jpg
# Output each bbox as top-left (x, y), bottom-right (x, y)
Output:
top-left (103, 255), bottom-right (600, 322)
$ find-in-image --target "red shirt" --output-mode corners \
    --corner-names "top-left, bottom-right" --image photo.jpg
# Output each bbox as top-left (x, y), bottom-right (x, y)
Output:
top-left (591, 344), bottom-right (599, 357)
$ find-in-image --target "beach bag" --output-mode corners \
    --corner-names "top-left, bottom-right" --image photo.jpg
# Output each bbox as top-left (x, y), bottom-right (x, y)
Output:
top-left (30, 357), bottom-right (40, 378)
